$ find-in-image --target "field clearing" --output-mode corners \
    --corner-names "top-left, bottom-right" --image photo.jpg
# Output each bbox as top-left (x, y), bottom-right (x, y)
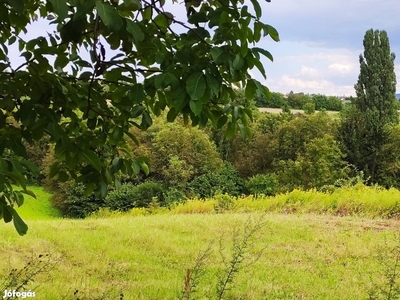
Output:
top-left (1, 212), bottom-right (400, 299)
top-left (13, 186), bottom-right (62, 220)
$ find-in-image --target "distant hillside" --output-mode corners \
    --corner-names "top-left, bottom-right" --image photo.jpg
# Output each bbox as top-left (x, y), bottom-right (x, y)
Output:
top-left (396, 94), bottom-right (400, 99)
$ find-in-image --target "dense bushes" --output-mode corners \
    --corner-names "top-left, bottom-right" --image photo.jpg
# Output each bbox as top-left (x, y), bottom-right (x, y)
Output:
top-left (246, 174), bottom-right (277, 196)
top-left (188, 163), bottom-right (244, 198)
top-left (37, 98), bottom-right (400, 219)
top-left (275, 135), bottom-right (348, 191)
top-left (224, 112), bottom-right (345, 186)
top-left (106, 182), bottom-right (165, 212)
top-left (50, 183), bottom-right (105, 218)
top-left (129, 120), bottom-right (223, 189)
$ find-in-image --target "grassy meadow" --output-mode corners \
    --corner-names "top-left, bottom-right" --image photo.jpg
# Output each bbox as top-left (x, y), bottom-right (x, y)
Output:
top-left (2, 186), bottom-right (400, 299)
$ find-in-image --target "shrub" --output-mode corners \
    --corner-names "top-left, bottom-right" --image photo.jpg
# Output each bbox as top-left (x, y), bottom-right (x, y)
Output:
top-left (52, 183), bottom-right (105, 218)
top-left (303, 102), bottom-right (315, 114)
top-left (105, 183), bottom-right (137, 212)
top-left (106, 181), bottom-right (165, 211)
top-left (129, 120), bottom-right (222, 190)
top-left (214, 192), bottom-right (236, 213)
top-left (188, 163), bottom-right (244, 198)
top-left (275, 135), bottom-right (348, 192)
top-left (164, 188), bottom-right (187, 206)
top-left (246, 174), bottom-right (277, 196)
top-left (133, 181), bottom-right (165, 207)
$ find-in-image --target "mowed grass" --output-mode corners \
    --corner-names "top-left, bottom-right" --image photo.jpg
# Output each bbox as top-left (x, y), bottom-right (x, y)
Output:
top-left (1, 212), bottom-right (400, 299)
top-left (13, 186), bottom-right (62, 220)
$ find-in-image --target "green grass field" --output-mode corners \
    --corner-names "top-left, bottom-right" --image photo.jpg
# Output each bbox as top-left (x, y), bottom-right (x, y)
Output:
top-left (2, 186), bottom-right (400, 299)
top-left (13, 186), bottom-right (62, 220)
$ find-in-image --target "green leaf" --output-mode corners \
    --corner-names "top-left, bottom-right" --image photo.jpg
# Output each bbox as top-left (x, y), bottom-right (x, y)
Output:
top-left (249, 0), bottom-right (262, 18)
top-left (6, 172), bottom-right (27, 191)
top-left (233, 54), bottom-right (245, 70)
top-left (82, 149), bottom-right (102, 172)
top-left (226, 122), bottom-right (237, 140)
top-left (58, 170), bottom-right (69, 182)
top-left (233, 106), bottom-right (242, 120)
top-left (238, 124), bottom-right (252, 139)
top-left (111, 157), bottom-right (123, 173)
top-left (2, 204), bottom-right (12, 223)
top-left (126, 20), bottom-right (144, 43)
top-left (264, 24), bottom-right (280, 42)
top-left (153, 14), bottom-right (169, 27)
top-left (9, 135), bottom-right (26, 157)
top-left (11, 207), bottom-right (28, 236)
top-left (111, 126), bottom-right (124, 142)
top-left (252, 47), bottom-right (274, 62)
top-left (54, 54), bottom-right (69, 69)
top-left (186, 73), bottom-right (206, 100)
top-left (250, 0), bottom-right (261, 18)
top-left (49, 162), bottom-right (60, 179)
top-left (167, 107), bottom-right (179, 122)
top-left (13, 191), bottom-right (24, 207)
top-left (132, 160), bottom-right (141, 175)
top-left (141, 111), bottom-right (153, 129)
top-left (85, 183), bottom-right (96, 196)
top-left (187, 28), bottom-right (210, 40)
top-left (142, 6), bottom-right (152, 21)
top-left (50, 0), bottom-right (69, 19)
top-left (254, 79), bottom-right (269, 97)
top-left (217, 115), bottom-right (228, 129)
top-left (20, 160), bottom-right (40, 177)
top-left (188, 11), bottom-right (207, 24)
top-left (74, 0), bottom-right (96, 21)
top-left (7, 0), bottom-right (24, 13)
top-left (95, 1), bottom-right (123, 32)
top-left (129, 84), bottom-right (145, 104)
top-left (99, 178), bottom-right (108, 198)
top-left (243, 108), bottom-right (254, 122)
top-left (189, 100), bottom-right (203, 116)
top-left (210, 47), bottom-right (224, 64)
top-left (205, 72), bottom-right (220, 96)
top-left (125, 130), bottom-right (139, 146)
top-left (131, 105), bottom-right (145, 118)
top-left (245, 79), bottom-right (257, 100)
top-left (139, 161), bottom-right (149, 175)
top-left (21, 189), bottom-right (36, 199)
top-left (124, 0), bottom-right (142, 10)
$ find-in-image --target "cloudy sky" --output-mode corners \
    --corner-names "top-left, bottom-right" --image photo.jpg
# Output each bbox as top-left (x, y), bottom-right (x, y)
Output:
top-left (12, 0), bottom-right (400, 97)
top-left (256, 0), bottom-right (400, 96)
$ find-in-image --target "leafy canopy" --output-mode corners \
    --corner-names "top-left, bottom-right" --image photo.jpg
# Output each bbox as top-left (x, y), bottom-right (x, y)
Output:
top-left (0, 0), bottom-right (278, 234)
top-left (340, 29), bottom-right (397, 183)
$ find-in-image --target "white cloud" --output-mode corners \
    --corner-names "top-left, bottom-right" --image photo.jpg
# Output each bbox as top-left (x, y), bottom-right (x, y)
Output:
top-left (270, 75), bottom-right (354, 96)
top-left (299, 66), bottom-right (319, 78)
top-left (328, 63), bottom-right (354, 75)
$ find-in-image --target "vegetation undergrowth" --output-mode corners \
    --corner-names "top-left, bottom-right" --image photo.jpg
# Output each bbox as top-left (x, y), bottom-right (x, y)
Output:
top-left (179, 215), bottom-right (267, 300)
top-left (88, 183), bottom-right (400, 220)
top-left (1, 213), bottom-right (400, 299)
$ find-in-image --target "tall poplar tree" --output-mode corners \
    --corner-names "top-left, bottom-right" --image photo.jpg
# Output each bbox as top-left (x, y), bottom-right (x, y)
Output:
top-left (340, 29), bottom-right (398, 183)
top-left (355, 29), bottom-right (397, 124)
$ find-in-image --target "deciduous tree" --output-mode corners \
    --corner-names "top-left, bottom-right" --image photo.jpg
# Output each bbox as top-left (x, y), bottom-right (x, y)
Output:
top-left (339, 29), bottom-right (397, 183)
top-left (0, 0), bottom-right (278, 234)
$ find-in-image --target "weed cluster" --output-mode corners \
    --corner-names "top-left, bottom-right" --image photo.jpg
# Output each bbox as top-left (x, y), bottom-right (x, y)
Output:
top-left (1, 253), bottom-right (57, 300)
top-left (368, 233), bottom-right (400, 299)
top-left (179, 215), bottom-right (267, 299)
